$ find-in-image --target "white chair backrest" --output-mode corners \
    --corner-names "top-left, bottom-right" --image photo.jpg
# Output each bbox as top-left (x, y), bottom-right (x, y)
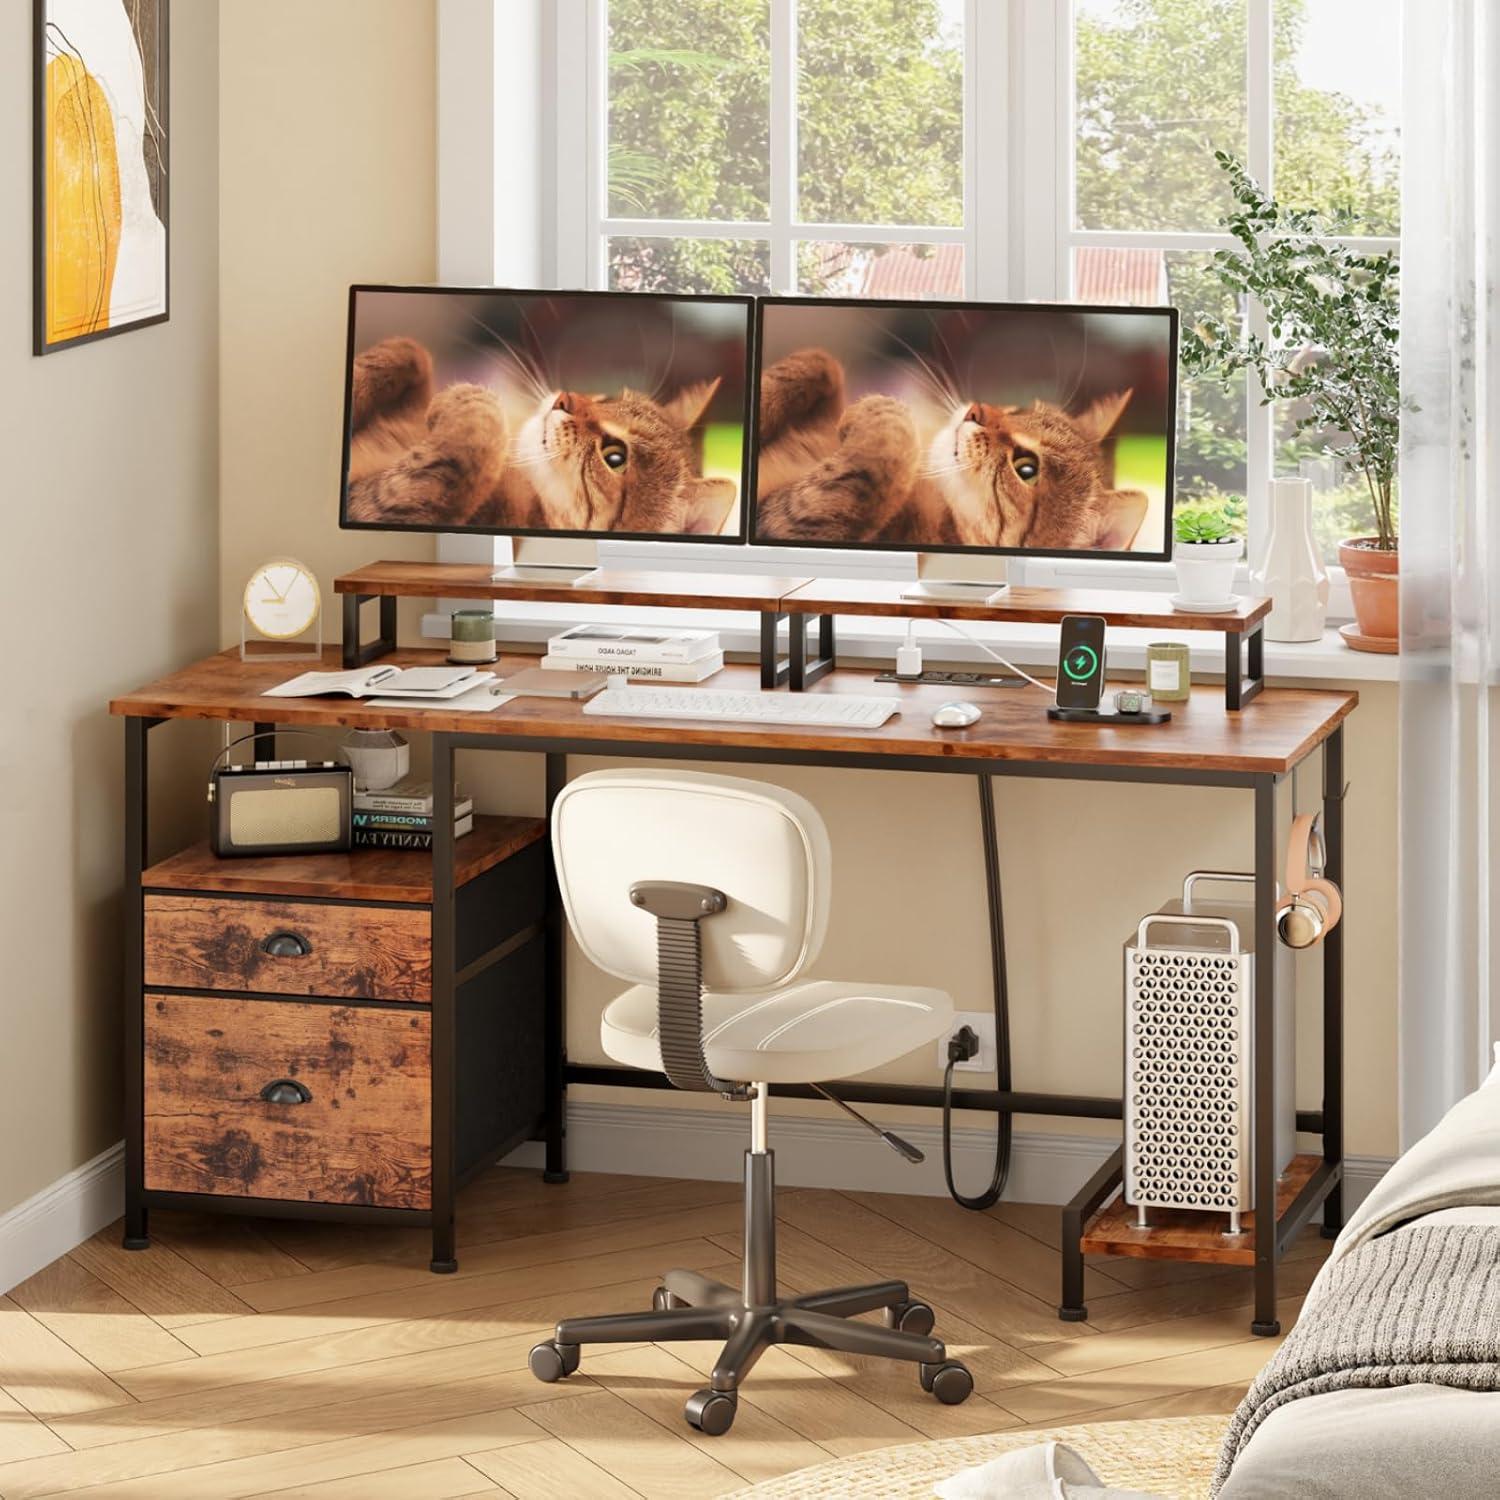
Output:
top-left (551, 769), bottom-right (832, 993)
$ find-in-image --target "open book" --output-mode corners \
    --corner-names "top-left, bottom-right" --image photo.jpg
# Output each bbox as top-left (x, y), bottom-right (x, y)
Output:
top-left (263, 665), bottom-right (495, 700)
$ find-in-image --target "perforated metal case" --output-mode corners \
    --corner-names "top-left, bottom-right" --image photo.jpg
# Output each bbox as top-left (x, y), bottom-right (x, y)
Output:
top-left (1124, 872), bottom-right (1295, 1223)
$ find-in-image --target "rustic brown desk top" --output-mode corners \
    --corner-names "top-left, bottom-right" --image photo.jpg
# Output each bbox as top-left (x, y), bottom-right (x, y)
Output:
top-left (112, 647), bottom-right (1355, 776)
top-left (780, 578), bottom-right (1272, 632)
top-left (334, 561), bottom-right (809, 612)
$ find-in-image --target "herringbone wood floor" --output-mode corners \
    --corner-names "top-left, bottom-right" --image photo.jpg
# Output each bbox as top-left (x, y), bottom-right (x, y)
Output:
top-left (0, 1169), bottom-right (1329, 1497)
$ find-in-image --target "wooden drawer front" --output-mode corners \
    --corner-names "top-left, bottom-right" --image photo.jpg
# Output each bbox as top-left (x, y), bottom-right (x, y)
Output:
top-left (144, 894), bottom-right (430, 1002)
top-left (144, 994), bottom-right (431, 1208)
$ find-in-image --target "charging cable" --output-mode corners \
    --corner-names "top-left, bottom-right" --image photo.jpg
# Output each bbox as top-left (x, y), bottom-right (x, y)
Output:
top-left (928, 616), bottom-right (1052, 692)
top-left (941, 773), bottom-right (1015, 1211)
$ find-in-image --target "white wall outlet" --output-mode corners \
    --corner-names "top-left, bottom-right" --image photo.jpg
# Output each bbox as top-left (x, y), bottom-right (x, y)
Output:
top-left (938, 1011), bottom-right (997, 1074)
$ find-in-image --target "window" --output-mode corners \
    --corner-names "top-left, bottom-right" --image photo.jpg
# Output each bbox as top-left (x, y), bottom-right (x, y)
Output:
top-left (560, 0), bottom-right (1401, 571)
top-left (582, 0), bottom-right (968, 299)
top-left (1066, 0), bottom-right (1401, 562)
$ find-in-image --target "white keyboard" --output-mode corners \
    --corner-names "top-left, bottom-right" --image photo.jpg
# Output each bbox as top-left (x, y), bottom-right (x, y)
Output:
top-left (582, 685), bottom-right (900, 728)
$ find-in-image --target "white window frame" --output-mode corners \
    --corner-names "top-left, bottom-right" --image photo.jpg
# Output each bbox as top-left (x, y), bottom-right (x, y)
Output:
top-left (1024, 1), bottom-right (1396, 607)
top-left (540, 0), bottom-right (1393, 610)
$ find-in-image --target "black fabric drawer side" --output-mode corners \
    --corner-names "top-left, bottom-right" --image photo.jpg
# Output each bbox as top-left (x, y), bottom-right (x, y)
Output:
top-left (456, 836), bottom-right (547, 971)
top-left (455, 933), bottom-right (546, 1178)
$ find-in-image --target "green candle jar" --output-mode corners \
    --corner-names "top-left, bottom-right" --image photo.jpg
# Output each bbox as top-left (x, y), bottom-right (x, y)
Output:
top-left (449, 608), bottom-right (497, 665)
top-left (1145, 642), bottom-right (1190, 701)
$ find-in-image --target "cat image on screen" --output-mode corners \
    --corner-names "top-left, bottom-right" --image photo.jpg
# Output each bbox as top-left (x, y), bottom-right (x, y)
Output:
top-left (345, 336), bottom-right (738, 535)
top-left (755, 347), bottom-right (1149, 550)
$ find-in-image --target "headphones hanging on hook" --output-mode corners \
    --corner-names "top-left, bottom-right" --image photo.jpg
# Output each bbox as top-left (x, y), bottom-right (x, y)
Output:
top-left (1277, 812), bottom-right (1341, 949)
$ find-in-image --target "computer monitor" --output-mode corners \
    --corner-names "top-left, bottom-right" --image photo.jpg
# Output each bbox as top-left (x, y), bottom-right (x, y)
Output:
top-left (749, 297), bottom-right (1178, 600)
top-left (339, 286), bottom-right (755, 581)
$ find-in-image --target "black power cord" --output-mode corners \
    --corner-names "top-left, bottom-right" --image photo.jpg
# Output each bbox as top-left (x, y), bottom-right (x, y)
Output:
top-left (941, 774), bottom-right (1014, 1211)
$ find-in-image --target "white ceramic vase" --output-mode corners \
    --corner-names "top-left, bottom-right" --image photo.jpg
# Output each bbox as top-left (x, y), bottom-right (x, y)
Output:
top-left (344, 730), bottom-right (410, 791)
top-left (1253, 477), bottom-right (1329, 643)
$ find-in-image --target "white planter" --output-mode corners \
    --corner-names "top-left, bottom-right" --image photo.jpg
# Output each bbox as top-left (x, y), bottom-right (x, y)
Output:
top-left (1173, 537), bottom-right (1243, 604)
top-left (1251, 476), bottom-right (1330, 642)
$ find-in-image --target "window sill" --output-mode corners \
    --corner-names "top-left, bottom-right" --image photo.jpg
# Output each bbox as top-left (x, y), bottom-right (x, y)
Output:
top-left (421, 604), bottom-right (1397, 684)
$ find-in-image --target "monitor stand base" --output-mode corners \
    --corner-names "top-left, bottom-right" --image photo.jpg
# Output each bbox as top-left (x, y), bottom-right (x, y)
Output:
top-left (490, 565), bottom-right (601, 587)
top-left (899, 578), bottom-right (1010, 605)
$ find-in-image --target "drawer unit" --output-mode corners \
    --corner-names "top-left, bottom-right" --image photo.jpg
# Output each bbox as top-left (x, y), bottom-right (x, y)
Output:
top-left (144, 993), bottom-right (432, 1208)
top-left (144, 893), bottom-right (431, 1002)
top-left (129, 811), bottom-right (550, 1270)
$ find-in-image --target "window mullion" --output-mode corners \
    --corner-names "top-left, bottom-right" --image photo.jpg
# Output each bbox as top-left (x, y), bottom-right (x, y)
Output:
top-left (1245, 0), bottom-right (1275, 564)
top-left (769, 0), bottom-right (797, 292)
top-left (587, 0), bottom-right (608, 288)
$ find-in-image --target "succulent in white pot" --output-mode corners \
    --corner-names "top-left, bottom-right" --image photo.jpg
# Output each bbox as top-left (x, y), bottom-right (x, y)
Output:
top-left (1172, 508), bottom-right (1243, 606)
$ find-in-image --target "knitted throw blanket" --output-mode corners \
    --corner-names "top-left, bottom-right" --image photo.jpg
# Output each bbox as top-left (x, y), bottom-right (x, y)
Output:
top-left (1212, 1225), bottom-right (1500, 1496)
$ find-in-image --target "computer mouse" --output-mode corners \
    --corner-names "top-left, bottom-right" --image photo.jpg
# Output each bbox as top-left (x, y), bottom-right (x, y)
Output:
top-left (931, 700), bottom-right (982, 729)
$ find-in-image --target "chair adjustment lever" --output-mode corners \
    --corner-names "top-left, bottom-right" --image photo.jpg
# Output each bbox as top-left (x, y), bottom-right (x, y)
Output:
top-left (811, 1084), bottom-right (925, 1164)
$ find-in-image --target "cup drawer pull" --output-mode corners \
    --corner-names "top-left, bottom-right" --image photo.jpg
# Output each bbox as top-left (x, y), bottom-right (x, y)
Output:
top-left (261, 931), bottom-right (312, 958)
top-left (259, 1078), bottom-right (313, 1106)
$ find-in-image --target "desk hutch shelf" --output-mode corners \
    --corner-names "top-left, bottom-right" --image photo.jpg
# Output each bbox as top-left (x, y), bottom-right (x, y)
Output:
top-left (333, 561), bottom-right (1272, 709)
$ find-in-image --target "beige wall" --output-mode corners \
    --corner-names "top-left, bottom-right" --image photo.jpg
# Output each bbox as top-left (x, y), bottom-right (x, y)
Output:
top-left (213, 0), bottom-right (1400, 1178)
top-left (0, 7), bottom-right (221, 1212)
top-left (218, 0), bottom-right (438, 646)
top-left (472, 682), bottom-right (1397, 1161)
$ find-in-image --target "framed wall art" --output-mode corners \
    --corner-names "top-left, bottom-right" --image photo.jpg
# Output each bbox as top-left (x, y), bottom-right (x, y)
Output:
top-left (34, 0), bottom-right (169, 355)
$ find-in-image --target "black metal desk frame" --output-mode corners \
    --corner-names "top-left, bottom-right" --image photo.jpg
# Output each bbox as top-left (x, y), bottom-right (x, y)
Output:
top-left (124, 703), bottom-right (1343, 1333)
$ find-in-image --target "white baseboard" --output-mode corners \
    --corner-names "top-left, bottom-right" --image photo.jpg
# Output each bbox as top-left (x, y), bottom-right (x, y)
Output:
top-left (0, 1143), bottom-right (124, 1296)
top-left (0, 1120), bottom-right (1387, 1298)
top-left (503, 1101), bottom-right (1393, 1212)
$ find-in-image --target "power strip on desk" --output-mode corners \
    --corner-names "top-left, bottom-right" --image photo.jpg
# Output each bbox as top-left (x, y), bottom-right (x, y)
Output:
top-left (874, 669), bottom-right (1026, 688)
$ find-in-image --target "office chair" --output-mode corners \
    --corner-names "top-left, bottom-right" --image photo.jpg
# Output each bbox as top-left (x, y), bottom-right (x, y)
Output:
top-left (528, 769), bottom-right (973, 1434)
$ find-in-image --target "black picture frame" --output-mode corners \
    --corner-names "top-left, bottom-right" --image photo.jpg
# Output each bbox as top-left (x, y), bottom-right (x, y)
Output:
top-left (337, 285), bottom-right (758, 545)
top-left (33, 0), bottom-right (170, 356)
top-left (747, 295), bottom-right (1180, 563)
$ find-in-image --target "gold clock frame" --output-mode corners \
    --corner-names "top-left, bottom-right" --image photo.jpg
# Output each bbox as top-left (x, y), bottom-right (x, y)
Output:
top-left (241, 558), bottom-right (322, 661)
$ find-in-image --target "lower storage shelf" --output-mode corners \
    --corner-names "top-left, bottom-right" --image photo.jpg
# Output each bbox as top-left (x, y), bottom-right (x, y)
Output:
top-left (1080, 1152), bottom-right (1323, 1267)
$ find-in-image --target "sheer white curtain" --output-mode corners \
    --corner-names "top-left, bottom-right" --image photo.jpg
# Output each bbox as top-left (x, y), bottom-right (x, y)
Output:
top-left (1398, 0), bottom-right (1500, 1145)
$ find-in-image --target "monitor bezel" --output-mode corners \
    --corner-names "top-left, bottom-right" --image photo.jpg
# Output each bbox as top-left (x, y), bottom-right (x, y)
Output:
top-left (746, 294), bottom-right (1179, 563)
top-left (338, 284), bottom-right (758, 545)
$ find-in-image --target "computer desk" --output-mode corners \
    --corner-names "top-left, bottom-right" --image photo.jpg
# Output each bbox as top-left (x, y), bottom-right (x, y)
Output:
top-left (112, 646), bottom-right (1355, 1335)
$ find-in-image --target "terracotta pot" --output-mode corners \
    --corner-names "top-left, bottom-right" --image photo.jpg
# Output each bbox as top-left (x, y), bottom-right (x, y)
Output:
top-left (1338, 538), bottom-right (1399, 651)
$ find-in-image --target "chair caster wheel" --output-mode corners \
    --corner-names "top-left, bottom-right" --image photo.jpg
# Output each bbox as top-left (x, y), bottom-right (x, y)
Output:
top-left (885, 1300), bottom-right (935, 1336)
top-left (528, 1340), bottom-right (580, 1383)
top-left (652, 1286), bottom-right (686, 1311)
top-left (919, 1359), bottom-right (974, 1405)
top-left (685, 1388), bottom-right (737, 1435)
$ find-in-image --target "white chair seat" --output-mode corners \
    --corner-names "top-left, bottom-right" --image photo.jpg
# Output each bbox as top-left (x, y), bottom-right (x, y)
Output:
top-left (601, 979), bottom-right (954, 1085)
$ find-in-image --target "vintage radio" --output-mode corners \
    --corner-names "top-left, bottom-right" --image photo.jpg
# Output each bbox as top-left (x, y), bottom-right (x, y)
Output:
top-left (207, 732), bottom-right (352, 857)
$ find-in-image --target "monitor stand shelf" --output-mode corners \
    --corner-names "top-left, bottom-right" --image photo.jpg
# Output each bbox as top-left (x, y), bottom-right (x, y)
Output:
top-left (334, 562), bottom-right (1272, 710)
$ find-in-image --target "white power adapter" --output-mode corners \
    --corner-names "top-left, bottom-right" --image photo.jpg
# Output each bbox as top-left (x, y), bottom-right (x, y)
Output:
top-left (895, 620), bottom-right (923, 680)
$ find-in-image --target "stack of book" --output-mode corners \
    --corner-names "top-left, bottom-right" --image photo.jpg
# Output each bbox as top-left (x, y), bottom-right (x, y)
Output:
top-left (540, 624), bottom-right (724, 682)
top-left (352, 777), bottom-right (474, 851)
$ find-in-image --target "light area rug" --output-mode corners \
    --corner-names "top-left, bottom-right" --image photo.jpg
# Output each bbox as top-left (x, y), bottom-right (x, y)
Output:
top-left (731, 1413), bottom-right (1226, 1499)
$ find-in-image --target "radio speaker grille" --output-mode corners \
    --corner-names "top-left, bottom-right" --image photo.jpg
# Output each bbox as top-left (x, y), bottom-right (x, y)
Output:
top-left (229, 786), bottom-right (344, 847)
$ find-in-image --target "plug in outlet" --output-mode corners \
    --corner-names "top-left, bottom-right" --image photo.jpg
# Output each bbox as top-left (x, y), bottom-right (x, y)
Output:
top-left (939, 1011), bottom-right (997, 1073)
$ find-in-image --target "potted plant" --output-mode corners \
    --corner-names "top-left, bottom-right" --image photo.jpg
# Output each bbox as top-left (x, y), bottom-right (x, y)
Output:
top-left (1180, 152), bottom-right (1404, 651)
top-left (1173, 506), bottom-right (1244, 607)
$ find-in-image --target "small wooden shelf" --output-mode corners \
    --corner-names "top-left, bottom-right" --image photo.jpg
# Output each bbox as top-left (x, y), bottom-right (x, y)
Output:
top-left (780, 577), bottom-right (1271, 633)
top-left (1080, 1153), bottom-right (1322, 1267)
top-left (334, 560), bottom-right (809, 612)
top-left (142, 814), bottom-right (546, 905)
